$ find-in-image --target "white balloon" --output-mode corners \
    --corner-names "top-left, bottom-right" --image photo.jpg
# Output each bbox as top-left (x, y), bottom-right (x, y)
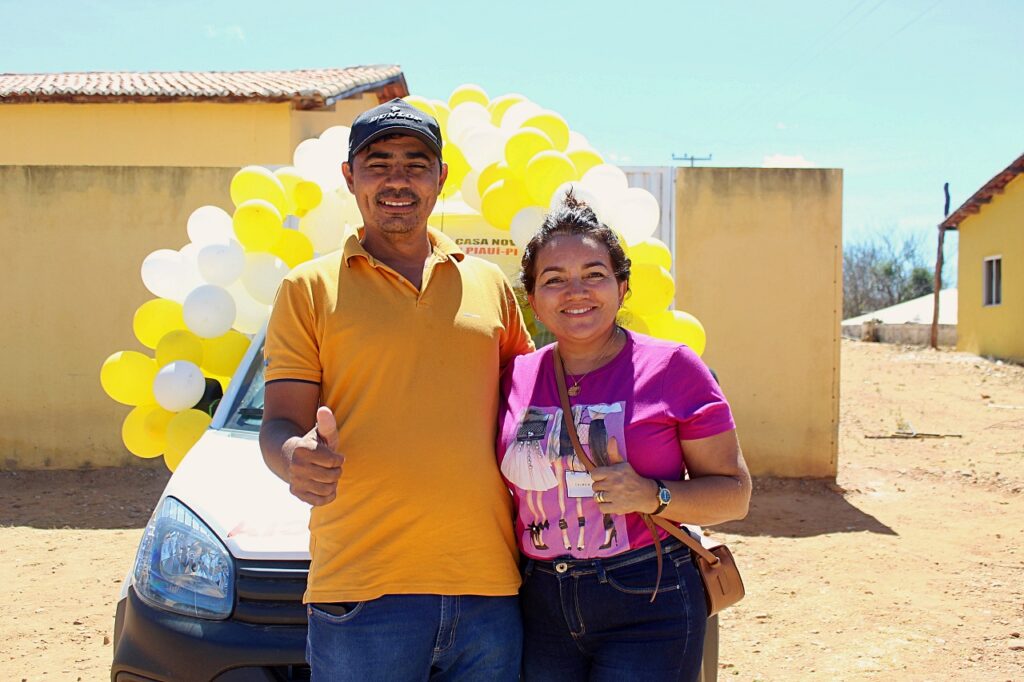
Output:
top-left (177, 244), bottom-right (205, 300)
top-left (197, 239), bottom-right (245, 286)
top-left (227, 281), bottom-right (271, 334)
top-left (183, 284), bottom-right (236, 338)
top-left (461, 171), bottom-right (482, 212)
top-left (565, 131), bottom-right (592, 153)
top-left (318, 126), bottom-right (351, 161)
top-left (446, 103), bottom-right (491, 145)
top-left (242, 252), bottom-right (290, 305)
top-left (141, 249), bottom-right (186, 301)
top-left (300, 191), bottom-right (347, 253)
top-left (294, 138), bottom-right (344, 192)
top-left (582, 164), bottom-right (630, 197)
top-left (549, 182), bottom-right (607, 222)
top-left (500, 101), bottom-right (543, 130)
top-left (606, 187), bottom-right (662, 244)
top-left (510, 206), bottom-right (546, 251)
top-left (187, 206), bottom-right (234, 246)
top-left (460, 126), bottom-right (507, 170)
top-left (153, 360), bottom-right (206, 412)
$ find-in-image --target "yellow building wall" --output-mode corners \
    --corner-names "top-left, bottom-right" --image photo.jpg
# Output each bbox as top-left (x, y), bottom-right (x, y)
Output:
top-left (0, 102), bottom-right (297, 167)
top-left (0, 94), bottom-right (380, 168)
top-left (956, 174), bottom-right (1024, 362)
top-left (289, 93), bottom-right (381, 153)
top-left (0, 165), bottom-right (236, 469)
top-left (674, 167), bottom-right (843, 478)
top-left (0, 95), bottom-right (387, 469)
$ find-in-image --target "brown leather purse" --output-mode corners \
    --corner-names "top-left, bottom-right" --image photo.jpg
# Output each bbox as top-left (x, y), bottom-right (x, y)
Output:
top-left (553, 347), bottom-right (745, 616)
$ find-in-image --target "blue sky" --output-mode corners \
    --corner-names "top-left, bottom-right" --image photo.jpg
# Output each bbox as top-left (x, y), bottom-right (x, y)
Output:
top-left (4, 0), bottom-right (1022, 275)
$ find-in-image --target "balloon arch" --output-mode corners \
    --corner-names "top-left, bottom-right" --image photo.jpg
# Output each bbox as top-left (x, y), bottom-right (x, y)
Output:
top-left (100, 84), bottom-right (707, 471)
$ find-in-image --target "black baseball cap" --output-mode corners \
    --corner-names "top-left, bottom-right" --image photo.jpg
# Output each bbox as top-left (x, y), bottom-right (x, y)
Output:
top-left (347, 98), bottom-right (444, 163)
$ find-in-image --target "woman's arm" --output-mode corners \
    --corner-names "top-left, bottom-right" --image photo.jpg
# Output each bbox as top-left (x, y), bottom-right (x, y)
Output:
top-left (590, 429), bottom-right (751, 526)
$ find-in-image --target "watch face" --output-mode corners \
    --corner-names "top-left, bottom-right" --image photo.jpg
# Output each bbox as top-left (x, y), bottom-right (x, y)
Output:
top-left (658, 487), bottom-right (671, 504)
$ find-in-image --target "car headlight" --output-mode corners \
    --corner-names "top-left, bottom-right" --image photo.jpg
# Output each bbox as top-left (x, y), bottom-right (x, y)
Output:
top-left (132, 496), bottom-right (235, 620)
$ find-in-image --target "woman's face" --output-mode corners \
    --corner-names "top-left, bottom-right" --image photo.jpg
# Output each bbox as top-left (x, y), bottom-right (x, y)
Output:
top-left (527, 233), bottom-right (627, 349)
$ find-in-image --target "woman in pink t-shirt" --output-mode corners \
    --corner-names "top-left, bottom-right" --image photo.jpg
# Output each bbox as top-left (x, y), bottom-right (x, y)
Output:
top-left (498, 192), bottom-right (752, 681)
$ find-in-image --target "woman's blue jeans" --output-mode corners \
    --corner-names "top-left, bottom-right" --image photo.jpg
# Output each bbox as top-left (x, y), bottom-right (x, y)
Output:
top-left (520, 540), bottom-right (707, 682)
top-left (306, 594), bottom-right (522, 682)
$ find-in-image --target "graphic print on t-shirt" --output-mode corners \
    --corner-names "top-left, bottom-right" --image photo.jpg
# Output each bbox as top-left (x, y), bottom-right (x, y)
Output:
top-left (502, 402), bottom-right (630, 559)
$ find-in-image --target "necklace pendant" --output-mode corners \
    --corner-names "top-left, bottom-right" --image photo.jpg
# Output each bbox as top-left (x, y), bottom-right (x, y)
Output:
top-left (567, 385), bottom-right (581, 397)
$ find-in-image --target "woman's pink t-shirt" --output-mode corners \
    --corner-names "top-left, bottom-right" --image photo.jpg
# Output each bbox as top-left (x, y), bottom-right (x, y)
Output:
top-left (497, 330), bottom-right (736, 560)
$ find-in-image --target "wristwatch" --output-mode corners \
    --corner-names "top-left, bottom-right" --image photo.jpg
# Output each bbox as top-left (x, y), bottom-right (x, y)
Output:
top-left (653, 479), bottom-right (671, 515)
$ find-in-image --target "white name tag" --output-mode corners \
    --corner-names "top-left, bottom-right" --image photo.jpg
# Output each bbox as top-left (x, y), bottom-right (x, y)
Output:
top-left (565, 471), bottom-right (594, 498)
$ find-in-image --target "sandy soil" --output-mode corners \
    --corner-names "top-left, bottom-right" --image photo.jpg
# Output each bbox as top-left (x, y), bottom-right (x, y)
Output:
top-left (1, 339), bottom-right (1022, 681)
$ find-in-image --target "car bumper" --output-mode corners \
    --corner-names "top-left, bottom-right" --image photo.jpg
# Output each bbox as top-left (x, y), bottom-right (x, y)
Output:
top-left (111, 587), bottom-right (308, 681)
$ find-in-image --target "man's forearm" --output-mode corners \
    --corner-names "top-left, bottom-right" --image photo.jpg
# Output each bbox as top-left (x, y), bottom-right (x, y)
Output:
top-left (259, 418), bottom-right (305, 484)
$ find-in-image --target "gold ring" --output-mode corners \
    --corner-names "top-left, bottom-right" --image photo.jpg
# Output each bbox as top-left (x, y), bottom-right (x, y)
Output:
top-left (595, 491), bottom-right (605, 503)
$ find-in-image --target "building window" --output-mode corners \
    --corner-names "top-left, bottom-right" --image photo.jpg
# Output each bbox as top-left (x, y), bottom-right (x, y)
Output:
top-left (983, 256), bottom-right (1002, 306)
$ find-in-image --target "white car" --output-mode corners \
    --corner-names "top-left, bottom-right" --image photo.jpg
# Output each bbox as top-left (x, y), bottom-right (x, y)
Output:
top-left (111, 330), bottom-right (719, 681)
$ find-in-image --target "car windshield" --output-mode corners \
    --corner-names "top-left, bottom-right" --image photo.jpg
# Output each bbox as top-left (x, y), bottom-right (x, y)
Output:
top-left (221, 341), bottom-right (265, 433)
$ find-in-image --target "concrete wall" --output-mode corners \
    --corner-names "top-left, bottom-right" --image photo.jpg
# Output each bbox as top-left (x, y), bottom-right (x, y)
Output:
top-left (674, 167), bottom-right (843, 478)
top-left (0, 166), bottom-right (235, 468)
top-left (841, 323), bottom-right (957, 346)
top-left (957, 174), bottom-right (1024, 362)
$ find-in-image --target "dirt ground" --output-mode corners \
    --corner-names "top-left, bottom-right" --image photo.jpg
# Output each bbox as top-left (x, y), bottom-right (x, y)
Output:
top-left (1, 339), bottom-right (1022, 681)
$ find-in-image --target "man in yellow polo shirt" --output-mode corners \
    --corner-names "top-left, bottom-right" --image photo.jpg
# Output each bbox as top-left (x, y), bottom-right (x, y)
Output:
top-left (259, 99), bottom-right (534, 681)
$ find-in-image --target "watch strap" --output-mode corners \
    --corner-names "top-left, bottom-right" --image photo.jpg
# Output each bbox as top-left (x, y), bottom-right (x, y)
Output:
top-left (653, 479), bottom-right (670, 515)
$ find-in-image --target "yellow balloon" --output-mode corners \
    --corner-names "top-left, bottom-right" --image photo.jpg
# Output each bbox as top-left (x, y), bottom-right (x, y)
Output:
top-left (441, 144), bottom-right (470, 200)
top-left (230, 166), bottom-right (289, 217)
top-left (625, 263), bottom-right (676, 316)
top-left (480, 179), bottom-right (532, 231)
top-left (164, 409), bottom-right (212, 471)
top-left (477, 162), bottom-right (511, 197)
top-left (522, 111), bottom-right (570, 151)
top-left (122, 404), bottom-right (174, 458)
top-left (569, 149), bottom-right (605, 177)
top-left (202, 330), bottom-right (251, 377)
top-left (488, 94), bottom-right (526, 125)
top-left (448, 84), bottom-right (489, 109)
top-left (293, 181), bottom-right (323, 217)
top-left (403, 95), bottom-right (437, 119)
top-left (504, 128), bottom-right (554, 177)
top-left (233, 199), bottom-right (284, 252)
top-left (643, 310), bottom-right (707, 356)
top-left (617, 310), bottom-right (650, 335)
top-left (273, 167), bottom-right (303, 216)
top-left (156, 329), bottom-right (204, 367)
top-left (431, 100), bottom-right (451, 137)
top-left (524, 151), bottom-right (577, 205)
top-left (100, 351), bottom-right (158, 406)
top-left (133, 298), bottom-right (185, 349)
top-left (629, 238), bottom-right (673, 271)
top-left (270, 228), bottom-right (315, 269)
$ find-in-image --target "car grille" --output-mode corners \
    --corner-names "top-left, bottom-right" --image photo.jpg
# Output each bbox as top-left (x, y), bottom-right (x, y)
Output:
top-left (234, 558), bottom-right (309, 625)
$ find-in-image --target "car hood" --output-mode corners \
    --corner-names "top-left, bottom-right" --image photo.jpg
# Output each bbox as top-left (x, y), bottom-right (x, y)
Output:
top-left (163, 429), bottom-right (312, 561)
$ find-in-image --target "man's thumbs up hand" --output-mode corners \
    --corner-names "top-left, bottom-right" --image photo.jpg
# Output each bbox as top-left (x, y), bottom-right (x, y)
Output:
top-left (284, 407), bottom-right (345, 507)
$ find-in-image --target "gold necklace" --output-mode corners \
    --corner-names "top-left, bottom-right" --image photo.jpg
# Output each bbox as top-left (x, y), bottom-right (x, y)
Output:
top-left (564, 328), bottom-right (623, 397)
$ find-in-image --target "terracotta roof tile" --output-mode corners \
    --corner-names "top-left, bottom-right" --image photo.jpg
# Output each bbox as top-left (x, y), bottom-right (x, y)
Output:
top-left (941, 151), bottom-right (1024, 229)
top-left (0, 66), bottom-right (407, 109)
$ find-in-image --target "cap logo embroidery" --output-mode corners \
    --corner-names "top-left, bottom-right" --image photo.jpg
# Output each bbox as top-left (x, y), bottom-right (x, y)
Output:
top-left (368, 106), bottom-right (424, 125)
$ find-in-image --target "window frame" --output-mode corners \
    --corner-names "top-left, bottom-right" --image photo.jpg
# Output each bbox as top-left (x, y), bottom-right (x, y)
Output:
top-left (983, 255), bottom-right (1002, 307)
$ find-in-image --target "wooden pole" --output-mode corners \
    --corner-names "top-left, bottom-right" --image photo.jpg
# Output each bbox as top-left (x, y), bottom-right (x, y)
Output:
top-left (930, 183), bottom-right (951, 349)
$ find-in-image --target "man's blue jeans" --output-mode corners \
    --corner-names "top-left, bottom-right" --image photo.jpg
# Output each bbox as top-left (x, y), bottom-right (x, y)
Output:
top-left (306, 594), bottom-right (522, 682)
top-left (519, 541), bottom-right (707, 682)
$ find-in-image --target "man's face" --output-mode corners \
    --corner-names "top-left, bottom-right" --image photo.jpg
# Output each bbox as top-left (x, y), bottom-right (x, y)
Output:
top-left (342, 135), bottom-right (448, 239)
